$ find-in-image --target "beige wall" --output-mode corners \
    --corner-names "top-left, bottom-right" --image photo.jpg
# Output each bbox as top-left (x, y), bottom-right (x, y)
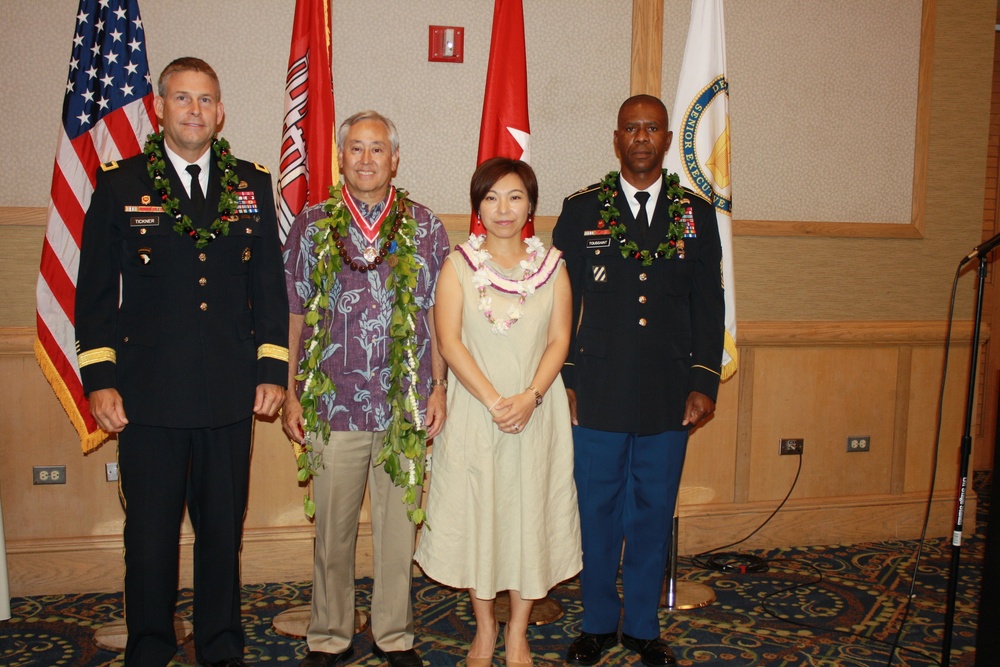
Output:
top-left (1, 0), bottom-right (990, 327)
top-left (0, 0), bottom-right (996, 596)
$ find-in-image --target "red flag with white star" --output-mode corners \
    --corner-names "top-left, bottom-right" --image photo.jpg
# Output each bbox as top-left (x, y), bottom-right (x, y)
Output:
top-left (472, 0), bottom-right (532, 237)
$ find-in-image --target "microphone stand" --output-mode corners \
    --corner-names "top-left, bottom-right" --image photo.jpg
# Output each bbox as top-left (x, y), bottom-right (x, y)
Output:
top-left (941, 254), bottom-right (989, 666)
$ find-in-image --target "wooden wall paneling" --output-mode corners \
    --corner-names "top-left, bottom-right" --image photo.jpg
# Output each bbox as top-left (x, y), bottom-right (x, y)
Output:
top-left (2, 321), bottom-right (983, 595)
top-left (903, 344), bottom-right (975, 494)
top-left (976, 24), bottom-right (1000, 471)
top-left (677, 490), bottom-right (966, 554)
top-left (0, 353), bottom-right (124, 543)
top-left (630, 0), bottom-right (663, 97)
top-left (747, 347), bottom-right (899, 502)
top-left (680, 377), bottom-right (739, 506)
top-left (891, 346), bottom-right (914, 495)
top-left (0, 222), bottom-right (46, 329)
top-left (733, 347), bottom-right (755, 505)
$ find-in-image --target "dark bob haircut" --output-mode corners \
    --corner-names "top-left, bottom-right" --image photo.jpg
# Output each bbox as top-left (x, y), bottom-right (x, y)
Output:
top-left (470, 157), bottom-right (539, 216)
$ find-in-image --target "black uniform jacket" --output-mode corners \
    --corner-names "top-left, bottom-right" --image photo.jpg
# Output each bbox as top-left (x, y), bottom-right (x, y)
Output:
top-left (75, 152), bottom-right (289, 429)
top-left (552, 174), bottom-right (725, 434)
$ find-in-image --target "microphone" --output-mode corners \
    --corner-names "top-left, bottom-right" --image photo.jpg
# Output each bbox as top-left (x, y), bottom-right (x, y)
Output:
top-left (962, 231), bottom-right (1000, 264)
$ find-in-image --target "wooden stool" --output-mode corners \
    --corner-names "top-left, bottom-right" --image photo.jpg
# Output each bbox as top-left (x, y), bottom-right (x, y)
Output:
top-left (272, 606), bottom-right (369, 639)
top-left (93, 616), bottom-right (193, 652)
top-left (494, 591), bottom-right (564, 625)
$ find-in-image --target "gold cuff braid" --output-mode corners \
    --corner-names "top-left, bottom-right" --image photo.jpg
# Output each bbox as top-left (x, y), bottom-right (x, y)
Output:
top-left (78, 347), bottom-right (116, 368)
top-left (257, 343), bottom-right (289, 362)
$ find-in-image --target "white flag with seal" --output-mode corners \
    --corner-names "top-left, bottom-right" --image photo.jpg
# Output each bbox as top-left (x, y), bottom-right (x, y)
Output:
top-left (665, 0), bottom-right (737, 381)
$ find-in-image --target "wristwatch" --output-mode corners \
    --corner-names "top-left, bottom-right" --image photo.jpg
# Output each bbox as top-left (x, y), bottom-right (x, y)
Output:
top-left (430, 378), bottom-right (448, 389)
top-left (527, 385), bottom-right (543, 406)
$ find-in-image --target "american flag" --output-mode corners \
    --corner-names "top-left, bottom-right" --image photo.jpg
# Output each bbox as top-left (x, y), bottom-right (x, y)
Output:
top-left (35, 0), bottom-right (156, 453)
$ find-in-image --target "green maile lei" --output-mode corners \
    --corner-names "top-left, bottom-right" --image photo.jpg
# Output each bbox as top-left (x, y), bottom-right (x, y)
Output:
top-left (600, 169), bottom-right (688, 265)
top-left (143, 132), bottom-right (239, 248)
top-left (296, 183), bottom-right (429, 525)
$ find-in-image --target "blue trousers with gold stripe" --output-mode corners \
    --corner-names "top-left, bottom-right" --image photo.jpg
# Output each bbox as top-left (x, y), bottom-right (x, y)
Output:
top-left (572, 426), bottom-right (688, 639)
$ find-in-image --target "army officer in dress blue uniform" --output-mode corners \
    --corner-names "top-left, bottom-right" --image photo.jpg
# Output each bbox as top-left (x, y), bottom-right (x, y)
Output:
top-left (75, 57), bottom-right (288, 667)
top-left (553, 95), bottom-right (725, 667)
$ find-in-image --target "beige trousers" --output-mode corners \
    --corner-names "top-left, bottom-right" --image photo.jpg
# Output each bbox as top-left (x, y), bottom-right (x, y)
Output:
top-left (306, 430), bottom-right (418, 653)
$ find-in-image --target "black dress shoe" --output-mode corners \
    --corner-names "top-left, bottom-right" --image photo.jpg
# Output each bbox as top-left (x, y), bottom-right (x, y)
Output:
top-left (198, 659), bottom-right (249, 667)
top-left (620, 634), bottom-right (676, 667)
top-left (372, 644), bottom-right (423, 667)
top-left (299, 646), bottom-right (355, 667)
top-left (566, 631), bottom-right (618, 666)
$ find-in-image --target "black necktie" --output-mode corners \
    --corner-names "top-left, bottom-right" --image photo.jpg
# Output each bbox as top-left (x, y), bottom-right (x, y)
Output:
top-left (186, 164), bottom-right (205, 213)
top-left (634, 190), bottom-right (650, 242)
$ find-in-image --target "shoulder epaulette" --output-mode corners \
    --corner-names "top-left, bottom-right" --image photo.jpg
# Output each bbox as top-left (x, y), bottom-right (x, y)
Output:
top-left (100, 161), bottom-right (119, 172)
top-left (567, 183), bottom-right (601, 200)
top-left (253, 162), bottom-right (270, 174)
top-left (681, 186), bottom-right (712, 206)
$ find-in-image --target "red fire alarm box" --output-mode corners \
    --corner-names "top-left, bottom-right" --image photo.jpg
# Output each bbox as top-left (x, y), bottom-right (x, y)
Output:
top-left (429, 25), bottom-right (464, 63)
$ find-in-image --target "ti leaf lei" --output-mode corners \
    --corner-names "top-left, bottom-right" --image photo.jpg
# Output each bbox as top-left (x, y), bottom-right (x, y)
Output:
top-left (143, 132), bottom-right (239, 248)
top-left (296, 183), bottom-right (429, 525)
top-left (600, 169), bottom-right (688, 265)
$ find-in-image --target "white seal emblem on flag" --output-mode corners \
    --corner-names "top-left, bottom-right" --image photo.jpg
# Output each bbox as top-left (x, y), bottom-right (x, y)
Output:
top-left (678, 74), bottom-right (731, 216)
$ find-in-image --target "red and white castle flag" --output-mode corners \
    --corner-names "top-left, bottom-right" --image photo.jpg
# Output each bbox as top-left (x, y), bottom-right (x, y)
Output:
top-left (277, 0), bottom-right (337, 243)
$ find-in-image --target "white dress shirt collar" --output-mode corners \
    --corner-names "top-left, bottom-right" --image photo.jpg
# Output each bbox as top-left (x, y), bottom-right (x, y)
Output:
top-left (619, 173), bottom-right (664, 224)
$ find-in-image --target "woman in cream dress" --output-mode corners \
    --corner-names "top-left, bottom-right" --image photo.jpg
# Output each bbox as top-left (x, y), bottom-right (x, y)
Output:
top-left (415, 158), bottom-right (581, 667)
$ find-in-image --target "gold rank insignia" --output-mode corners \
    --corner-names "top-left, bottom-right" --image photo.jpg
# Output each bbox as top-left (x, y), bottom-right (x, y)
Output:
top-left (242, 248), bottom-right (252, 262)
top-left (568, 183), bottom-right (600, 199)
top-left (100, 160), bottom-right (119, 172)
top-left (253, 162), bottom-right (269, 174)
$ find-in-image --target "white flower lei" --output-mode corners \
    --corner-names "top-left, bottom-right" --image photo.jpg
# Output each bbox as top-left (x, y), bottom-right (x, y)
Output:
top-left (467, 234), bottom-right (547, 335)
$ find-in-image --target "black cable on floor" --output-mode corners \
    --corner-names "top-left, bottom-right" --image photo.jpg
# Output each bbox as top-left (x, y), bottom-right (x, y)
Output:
top-left (684, 259), bottom-right (966, 665)
top-left (689, 451), bottom-right (803, 574)
top-left (755, 557), bottom-right (944, 666)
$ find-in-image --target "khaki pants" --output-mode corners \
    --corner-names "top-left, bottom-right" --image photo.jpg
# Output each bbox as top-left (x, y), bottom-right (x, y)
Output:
top-left (307, 430), bottom-right (419, 653)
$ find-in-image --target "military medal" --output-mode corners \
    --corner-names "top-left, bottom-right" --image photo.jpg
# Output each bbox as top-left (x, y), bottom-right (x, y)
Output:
top-left (336, 185), bottom-right (403, 273)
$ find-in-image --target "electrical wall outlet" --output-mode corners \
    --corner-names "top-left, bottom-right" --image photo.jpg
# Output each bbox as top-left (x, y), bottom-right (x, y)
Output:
top-left (847, 436), bottom-right (871, 453)
top-left (33, 465), bottom-right (66, 484)
top-left (105, 462), bottom-right (119, 482)
top-left (779, 438), bottom-right (804, 455)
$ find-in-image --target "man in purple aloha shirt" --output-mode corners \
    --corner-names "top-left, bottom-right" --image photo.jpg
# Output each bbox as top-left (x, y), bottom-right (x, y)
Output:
top-left (282, 110), bottom-right (450, 667)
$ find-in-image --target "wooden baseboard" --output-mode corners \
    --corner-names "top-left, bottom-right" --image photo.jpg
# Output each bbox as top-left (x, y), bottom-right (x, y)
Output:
top-left (4, 491), bottom-right (972, 597)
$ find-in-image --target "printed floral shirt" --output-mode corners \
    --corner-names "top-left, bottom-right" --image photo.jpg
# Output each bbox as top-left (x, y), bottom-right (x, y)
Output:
top-left (283, 193), bottom-right (451, 432)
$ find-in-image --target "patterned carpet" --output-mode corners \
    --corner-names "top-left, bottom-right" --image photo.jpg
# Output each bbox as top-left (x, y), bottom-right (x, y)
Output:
top-left (2, 473), bottom-right (987, 666)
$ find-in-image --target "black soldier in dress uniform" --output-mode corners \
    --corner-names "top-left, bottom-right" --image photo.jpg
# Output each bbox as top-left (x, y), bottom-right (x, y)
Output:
top-left (554, 95), bottom-right (725, 667)
top-left (75, 57), bottom-right (288, 667)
